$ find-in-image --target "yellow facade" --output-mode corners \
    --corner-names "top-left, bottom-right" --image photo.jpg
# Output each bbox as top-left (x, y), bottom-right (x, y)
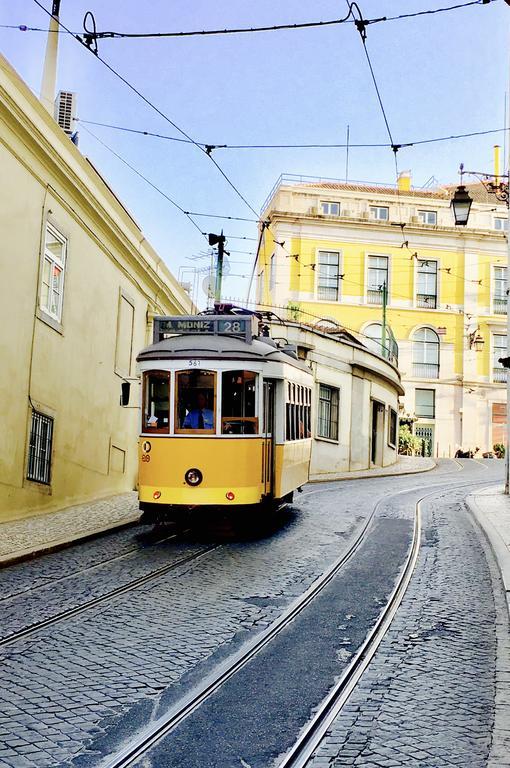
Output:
top-left (0, 54), bottom-right (192, 522)
top-left (258, 177), bottom-right (507, 457)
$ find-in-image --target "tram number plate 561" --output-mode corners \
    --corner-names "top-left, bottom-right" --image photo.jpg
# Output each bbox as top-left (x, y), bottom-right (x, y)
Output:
top-left (187, 360), bottom-right (201, 367)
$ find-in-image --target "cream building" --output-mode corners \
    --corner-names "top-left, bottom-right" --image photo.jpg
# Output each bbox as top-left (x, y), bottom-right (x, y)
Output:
top-left (273, 322), bottom-right (403, 478)
top-left (0, 53), bottom-right (192, 522)
top-left (258, 173), bottom-right (507, 458)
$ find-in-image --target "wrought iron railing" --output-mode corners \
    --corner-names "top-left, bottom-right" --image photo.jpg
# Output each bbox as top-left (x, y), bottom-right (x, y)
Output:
top-left (493, 367), bottom-right (507, 383)
top-left (367, 289), bottom-right (384, 305)
top-left (416, 293), bottom-right (437, 309)
top-left (494, 296), bottom-right (507, 315)
top-left (413, 362), bottom-right (439, 379)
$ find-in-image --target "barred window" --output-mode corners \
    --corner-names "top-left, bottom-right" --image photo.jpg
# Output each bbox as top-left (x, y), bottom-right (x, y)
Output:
top-left (27, 411), bottom-right (54, 484)
top-left (317, 385), bottom-right (339, 440)
top-left (286, 383), bottom-right (312, 441)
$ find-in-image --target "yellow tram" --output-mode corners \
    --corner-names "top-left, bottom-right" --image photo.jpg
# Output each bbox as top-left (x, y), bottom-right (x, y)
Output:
top-left (137, 313), bottom-right (313, 522)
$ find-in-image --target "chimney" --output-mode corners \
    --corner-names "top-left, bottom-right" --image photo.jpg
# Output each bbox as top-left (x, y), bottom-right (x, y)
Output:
top-left (494, 145), bottom-right (501, 186)
top-left (397, 171), bottom-right (411, 192)
top-left (40, 1), bottom-right (61, 114)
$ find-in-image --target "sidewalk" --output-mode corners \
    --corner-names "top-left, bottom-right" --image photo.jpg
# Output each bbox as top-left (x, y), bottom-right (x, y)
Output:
top-left (0, 492), bottom-right (140, 566)
top-left (309, 455), bottom-right (435, 482)
top-left (466, 485), bottom-right (510, 768)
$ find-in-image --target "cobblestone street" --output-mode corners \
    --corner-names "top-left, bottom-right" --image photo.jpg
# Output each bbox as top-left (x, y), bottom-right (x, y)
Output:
top-left (0, 459), bottom-right (507, 767)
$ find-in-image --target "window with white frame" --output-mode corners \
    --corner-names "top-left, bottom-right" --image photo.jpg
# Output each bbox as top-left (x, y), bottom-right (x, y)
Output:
top-left (418, 210), bottom-right (437, 225)
top-left (493, 266), bottom-right (507, 315)
top-left (320, 201), bottom-right (340, 216)
top-left (317, 251), bottom-right (340, 301)
top-left (493, 334), bottom-right (507, 383)
top-left (367, 255), bottom-right (389, 305)
top-left (494, 217), bottom-right (508, 231)
top-left (416, 260), bottom-right (438, 309)
top-left (369, 206), bottom-right (389, 221)
top-left (41, 223), bottom-right (67, 323)
top-left (317, 384), bottom-right (339, 440)
top-left (415, 388), bottom-right (435, 418)
top-left (412, 328), bottom-right (440, 378)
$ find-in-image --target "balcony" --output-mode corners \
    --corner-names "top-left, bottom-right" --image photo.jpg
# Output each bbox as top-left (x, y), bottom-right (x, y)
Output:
top-left (494, 296), bottom-right (507, 315)
top-left (367, 289), bottom-right (384, 305)
top-left (493, 367), bottom-right (507, 383)
top-left (413, 363), bottom-right (439, 379)
top-left (416, 293), bottom-right (437, 309)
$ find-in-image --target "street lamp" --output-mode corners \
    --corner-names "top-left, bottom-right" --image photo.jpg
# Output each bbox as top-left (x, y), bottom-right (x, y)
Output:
top-left (450, 184), bottom-right (473, 226)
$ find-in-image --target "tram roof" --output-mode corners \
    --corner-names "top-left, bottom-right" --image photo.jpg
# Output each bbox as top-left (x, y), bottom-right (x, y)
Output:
top-left (137, 334), bottom-right (311, 372)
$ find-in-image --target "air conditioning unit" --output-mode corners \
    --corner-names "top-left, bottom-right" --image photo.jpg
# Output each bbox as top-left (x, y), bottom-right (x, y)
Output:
top-left (54, 91), bottom-right (77, 136)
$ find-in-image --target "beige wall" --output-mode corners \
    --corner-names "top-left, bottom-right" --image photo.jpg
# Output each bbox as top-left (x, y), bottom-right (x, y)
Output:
top-left (0, 54), bottom-right (192, 522)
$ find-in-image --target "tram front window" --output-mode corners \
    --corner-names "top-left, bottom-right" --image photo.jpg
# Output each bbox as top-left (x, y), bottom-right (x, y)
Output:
top-left (221, 371), bottom-right (258, 434)
top-left (176, 370), bottom-right (216, 433)
top-left (143, 371), bottom-right (170, 433)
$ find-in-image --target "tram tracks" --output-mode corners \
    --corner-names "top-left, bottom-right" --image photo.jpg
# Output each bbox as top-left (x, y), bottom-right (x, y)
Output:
top-left (0, 543), bottom-right (219, 648)
top-left (96, 475), bottom-right (499, 768)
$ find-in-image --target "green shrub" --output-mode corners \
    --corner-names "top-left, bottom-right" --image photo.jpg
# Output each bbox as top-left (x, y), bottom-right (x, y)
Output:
top-left (399, 424), bottom-right (423, 456)
top-left (493, 443), bottom-right (506, 459)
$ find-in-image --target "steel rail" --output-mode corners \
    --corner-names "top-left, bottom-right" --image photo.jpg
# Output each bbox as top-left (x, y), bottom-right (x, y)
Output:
top-left (99, 473), bottom-right (499, 768)
top-left (97, 482), bottom-right (433, 768)
top-left (0, 544), bottom-right (219, 648)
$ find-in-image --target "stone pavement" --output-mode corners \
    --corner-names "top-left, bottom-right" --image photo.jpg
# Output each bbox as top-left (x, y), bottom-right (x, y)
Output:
top-left (467, 484), bottom-right (510, 767)
top-left (0, 492), bottom-right (139, 566)
top-left (0, 458), bottom-right (434, 567)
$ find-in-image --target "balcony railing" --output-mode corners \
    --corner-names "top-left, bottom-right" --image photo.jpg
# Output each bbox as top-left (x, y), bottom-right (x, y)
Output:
top-left (494, 296), bottom-right (507, 315)
top-left (416, 293), bottom-right (437, 309)
top-left (493, 367), bottom-right (507, 383)
top-left (317, 286), bottom-right (339, 302)
top-left (413, 362), bottom-right (439, 379)
top-left (367, 288), bottom-right (384, 305)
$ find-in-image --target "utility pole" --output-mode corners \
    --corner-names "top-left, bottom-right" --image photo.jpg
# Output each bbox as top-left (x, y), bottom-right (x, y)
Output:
top-left (40, 0), bottom-right (61, 114)
top-left (381, 280), bottom-right (388, 358)
top-left (208, 232), bottom-right (226, 310)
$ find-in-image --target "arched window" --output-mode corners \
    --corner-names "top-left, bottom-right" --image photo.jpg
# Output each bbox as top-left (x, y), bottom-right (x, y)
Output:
top-left (412, 328), bottom-right (439, 378)
top-left (363, 323), bottom-right (383, 354)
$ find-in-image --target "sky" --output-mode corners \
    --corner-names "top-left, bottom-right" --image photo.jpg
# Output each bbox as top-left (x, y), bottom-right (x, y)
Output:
top-left (1, 0), bottom-right (508, 308)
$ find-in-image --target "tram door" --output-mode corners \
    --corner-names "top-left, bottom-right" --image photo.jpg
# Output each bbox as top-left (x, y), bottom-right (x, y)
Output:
top-left (262, 380), bottom-right (275, 497)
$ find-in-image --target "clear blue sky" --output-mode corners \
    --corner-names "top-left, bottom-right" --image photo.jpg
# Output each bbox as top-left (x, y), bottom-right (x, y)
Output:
top-left (1, 0), bottom-right (508, 306)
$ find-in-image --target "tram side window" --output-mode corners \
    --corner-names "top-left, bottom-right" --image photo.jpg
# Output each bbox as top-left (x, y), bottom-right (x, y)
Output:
top-left (286, 383), bottom-right (312, 441)
top-left (221, 371), bottom-right (258, 434)
top-left (175, 370), bottom-right (216, 433)
top-left (143, 372), bottom-right (170, 433)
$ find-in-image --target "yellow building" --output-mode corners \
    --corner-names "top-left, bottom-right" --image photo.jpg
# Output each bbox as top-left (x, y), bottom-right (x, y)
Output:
top-left (0, 53), bottom-right (192, 522)
top-left (258, 172), bottom-right (507, 457)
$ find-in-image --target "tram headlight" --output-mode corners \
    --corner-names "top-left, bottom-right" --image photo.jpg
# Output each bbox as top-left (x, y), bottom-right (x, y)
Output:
top-left (185, 468), bottom-right (203, 486)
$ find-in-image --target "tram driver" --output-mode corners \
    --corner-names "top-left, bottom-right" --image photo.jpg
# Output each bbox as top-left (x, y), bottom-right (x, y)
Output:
top-left (182, 391), bottom-right (214, 430)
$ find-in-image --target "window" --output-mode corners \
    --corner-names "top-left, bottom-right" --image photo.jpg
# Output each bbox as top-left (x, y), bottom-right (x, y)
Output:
top-left (320, 201), bottom-right (340, 216)
top-left (317, 251), bottom-right (340, 302)
top-left (269, 254), bottom-right (276, 292)
top-left (27, 411), bottom-right (54, 484)
top-left (115, 293), bottom-right (135, 376)
top-left (415, 389), bottom-right (435, 419)
top-left (369, 206), bottom-right (389, 221)
top-left (286, 383), bottom-right (312, 441)
top-left (388, 408), bottom-right (397, 447)
top-left (175, 370), bottom-right (216, 433)
top-left (418, 210), bottom-right (437, 225)
top-left (221, 371), bottom-right (258, 434)
top-left (494, 217), bottom-right (508, 231)
top-left (41, 223), bottom-right (67, 322)
top-left (367, 255), bottom-right (389, 305)
top-left (493, 335), bottom-right (507, 383)
top-left (416, 260), bottom-right (438, 309)
top-left (412, 328), bottom-right (440, 378)
top-left (364, 323), bottom-right (383, 354)
top-left (143, 371), bottom-right (170, 433)
top-left (493, 266), bottom-right (507, 315)
top-left (317, 385), bottom-right (339, 441)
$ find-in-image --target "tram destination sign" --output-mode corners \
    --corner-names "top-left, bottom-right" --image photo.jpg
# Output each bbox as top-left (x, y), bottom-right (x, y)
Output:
top-left (153, 315), bottom-right (258, 344)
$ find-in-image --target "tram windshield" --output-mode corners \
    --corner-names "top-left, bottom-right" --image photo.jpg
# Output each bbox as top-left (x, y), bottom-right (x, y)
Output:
top-left (143, 371), bottom-right (170, 433)
top-left (175, 370), bottom-right (216, 433)
top-left (221, 370), bottom-right (258, 434)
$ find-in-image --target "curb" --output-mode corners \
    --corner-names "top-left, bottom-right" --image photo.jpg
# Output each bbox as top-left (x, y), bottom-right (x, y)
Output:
top-left (0, 514), bottom-right (141, 569)
top-left (309, 459), bottom-right (437, 484)
top-left (466, 487), bottom-right (510, 604)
